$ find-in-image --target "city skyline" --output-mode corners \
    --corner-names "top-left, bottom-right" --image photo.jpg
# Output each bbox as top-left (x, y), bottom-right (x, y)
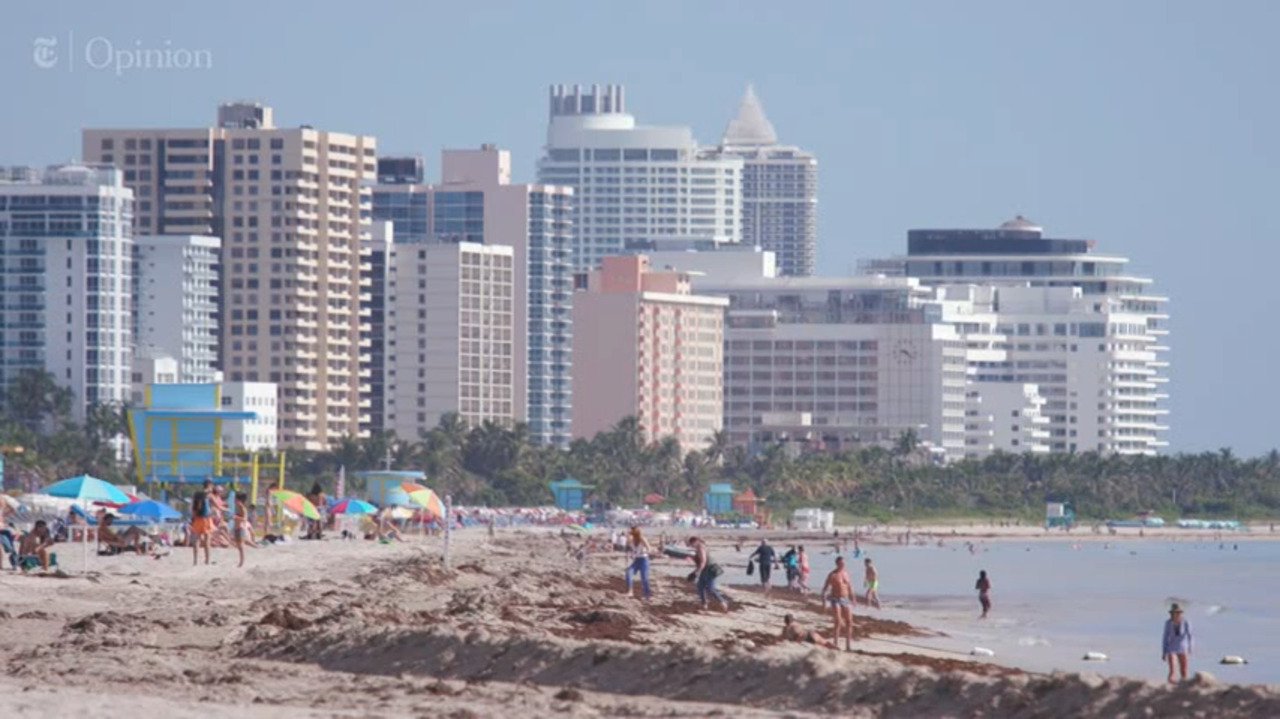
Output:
top-left (4, 1), bottom-right (1277, 454)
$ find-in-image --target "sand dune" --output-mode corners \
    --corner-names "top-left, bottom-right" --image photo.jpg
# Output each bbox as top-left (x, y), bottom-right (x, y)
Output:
top-left (0, 530), bottom-right (1275, 718)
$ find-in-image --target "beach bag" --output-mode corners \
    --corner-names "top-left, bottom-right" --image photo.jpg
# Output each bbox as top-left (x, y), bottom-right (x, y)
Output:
top-left (746, 559), bottom-right (755, 577)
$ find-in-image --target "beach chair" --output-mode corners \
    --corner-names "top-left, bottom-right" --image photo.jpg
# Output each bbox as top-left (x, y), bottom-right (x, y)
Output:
top-left (17, 553), bottom-right (57, 572)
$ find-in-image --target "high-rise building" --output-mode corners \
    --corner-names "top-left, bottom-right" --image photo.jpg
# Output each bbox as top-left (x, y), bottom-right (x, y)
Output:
top-left (132, 234), bottom-right (220, 383)
top-left (0, 164), bottom-right (134, 421)
top-left (385, 241), bottom-right (515, 438)
top-left (707, 85), bottom-right (818, 277)
top-left (84, 102), bottom-right (378, 449)
top-left (864, 217), bottom-right (1170, 454)
top-left (373, 147), bottom-right (575, 446)
top-left (361, 222), bottom-right (394, 436)
top-left (219, 381), bottom-right (278, 451)
top-left (571, 255), bottom-right (727, 449)
top-left (538, 84), bottom-right (743, 271)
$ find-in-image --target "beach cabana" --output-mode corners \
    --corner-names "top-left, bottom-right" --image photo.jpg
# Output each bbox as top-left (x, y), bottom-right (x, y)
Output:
top-left (549, 478), bottom-right (592, 511)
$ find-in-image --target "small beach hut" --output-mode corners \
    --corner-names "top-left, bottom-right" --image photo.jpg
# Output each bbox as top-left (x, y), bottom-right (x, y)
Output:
top-left (732, 487), bottom-right (762, 517)
top-left (704, 483), bottom-right (735, 515)
top-left (549, 478), bottom-right (592, 510)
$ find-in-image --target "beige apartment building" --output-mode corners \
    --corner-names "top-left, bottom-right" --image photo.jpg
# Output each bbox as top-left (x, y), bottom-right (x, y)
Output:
top-left (571, 255), bottom-right (727, 449)
top-left (386, 242), bottom-right (516, 437)
top-left (84, 102), bottom-right (377, 449)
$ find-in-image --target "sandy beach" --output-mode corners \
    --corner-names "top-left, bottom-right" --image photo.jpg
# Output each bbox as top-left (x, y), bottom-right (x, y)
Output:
top-left (0, 528), bottom-right (1276, 718)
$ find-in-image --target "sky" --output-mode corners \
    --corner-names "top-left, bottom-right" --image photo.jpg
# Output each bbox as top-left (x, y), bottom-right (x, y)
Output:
top-left (3, 0), bottom-right (1277, 456)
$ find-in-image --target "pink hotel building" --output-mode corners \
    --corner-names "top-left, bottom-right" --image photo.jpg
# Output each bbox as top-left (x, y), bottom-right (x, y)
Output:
top-left (571, 255), bottom-right (728, 449)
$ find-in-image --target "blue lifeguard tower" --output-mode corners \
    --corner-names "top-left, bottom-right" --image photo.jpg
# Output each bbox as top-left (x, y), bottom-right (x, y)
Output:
top-left (704, 483), bottom-right (735, 515)
top-left (355, 470), bottom-right (427, 506)
top-left (550, 478), bottom-right (592, 510)
top-left (127, 383), bottom-right (279, 501)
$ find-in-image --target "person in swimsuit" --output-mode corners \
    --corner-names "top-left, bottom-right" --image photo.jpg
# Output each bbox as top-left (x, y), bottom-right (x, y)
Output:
top-left (863, 557), bottom-right (881, 609)
top-left (781, 613), bottom-right (836, 649)
top-left (797, 545), bottom-right (811, 594)
top-left (975, 570), bottom-right (992, 618)
top-left (233, 491), bottom-right (250, 568)
top-left (189, 480), bottom-right (214, 566)
top-left (821, 556), bottom-right (855, 650)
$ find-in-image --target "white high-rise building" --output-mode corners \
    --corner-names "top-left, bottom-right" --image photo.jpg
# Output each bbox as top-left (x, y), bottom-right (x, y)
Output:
top-left (706, 86), bottom-right (818, 277)
top-left (132, 234), bottom-right (220, 383)
top-left (373, 147), bottom-right (576, 446)
top-left (538, 84), bottom-right (743, 270)
top-left (865, 217), bottom-right (1170, 455)
top-left (219, 381), bottom-right (278, 451)
top-left (385, 242), bottom-right (515, 438)
top-left (0, 164), bottom-right (134, 421)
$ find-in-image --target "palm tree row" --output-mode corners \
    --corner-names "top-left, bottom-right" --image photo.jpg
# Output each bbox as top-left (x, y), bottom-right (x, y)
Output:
top-left (3, 369), bottom-right (1278, 520)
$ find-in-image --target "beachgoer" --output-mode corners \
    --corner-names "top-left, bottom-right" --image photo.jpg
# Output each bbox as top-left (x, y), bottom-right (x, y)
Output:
top-left (190, 480), bottom-right (214, 566)
top-left (18, 520), bottom-right (55, 571)
top-left (624, 527), bottom-right (652, 599)
top-left (305, 482), bottom-right (325, 539)
top-left (975, 570), bottom-right (992, 619)
top-left (1162, 603), bottom-right (1193, 683)
top-left (781, 545), bottom-right (800, 591)
top-left (749, 539), bottom-right (777, 593)
top-left (100, 513), bottom-right (148, 554)
top-left (863, 557), bottom-right (881, 609)
top-left (797, 545), bottom-right (811, 594)
top-left (821, 556), bottom-right (855, 650)
top-left (233, 491), bottom-right (250, 568)
top-left (781, 613), bottom-right (836, 649)
top-left (687, 537), bottom-right (728, 612)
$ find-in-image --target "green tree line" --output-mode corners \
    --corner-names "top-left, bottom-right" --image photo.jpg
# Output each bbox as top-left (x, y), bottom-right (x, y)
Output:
top-left (3, 369), bottom-right (1278, 520)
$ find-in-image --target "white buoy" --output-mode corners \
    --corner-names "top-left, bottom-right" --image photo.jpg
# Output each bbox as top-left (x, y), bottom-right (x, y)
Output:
top-left (1220, 655), bottom-right (1248, 665)
top-left (1083, 651), bottom-right (1109, 661)
top-left (971, 647), bottom-right (995, 657)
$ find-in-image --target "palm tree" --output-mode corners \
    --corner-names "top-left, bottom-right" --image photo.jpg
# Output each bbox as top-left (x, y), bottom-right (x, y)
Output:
top-left (1, 369), bottom-right (73, 434)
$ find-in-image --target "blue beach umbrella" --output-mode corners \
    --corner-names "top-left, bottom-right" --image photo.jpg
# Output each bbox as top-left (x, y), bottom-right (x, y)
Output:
top-left (117, 499), bottom-right (183, 522)
top-left (41, 475), bottom-right (131, 504)
top-left (329, 498), bottom-right (377, 515)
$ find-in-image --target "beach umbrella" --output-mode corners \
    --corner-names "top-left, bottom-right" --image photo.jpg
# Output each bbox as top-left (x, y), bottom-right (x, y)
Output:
top-left (116, 499), bottom-right (182, 522)
top-left (383, 487), bottom-right (412, 507)
top-left (329, 498), bottom-right (376, 516)
top-left (271, 490), bottom-right (320, 521)
top-left (404, 487), bottom-right (445, 519)
top-left (41, 475), bottom-right (130, 504)
top-left (566, 523), bottom-right (589, 534)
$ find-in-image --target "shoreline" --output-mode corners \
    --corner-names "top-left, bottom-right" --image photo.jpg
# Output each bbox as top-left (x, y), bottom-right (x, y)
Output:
top-left (0, 526), bottom-right (1274, 717)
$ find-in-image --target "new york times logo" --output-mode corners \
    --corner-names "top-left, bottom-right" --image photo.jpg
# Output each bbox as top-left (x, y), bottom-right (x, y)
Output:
top-left (32, 34), bottom-right (213, 75)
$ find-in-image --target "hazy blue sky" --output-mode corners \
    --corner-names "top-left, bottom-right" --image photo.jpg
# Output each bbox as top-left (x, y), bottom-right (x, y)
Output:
top-left (4, 1), bottom-right (1276, 455)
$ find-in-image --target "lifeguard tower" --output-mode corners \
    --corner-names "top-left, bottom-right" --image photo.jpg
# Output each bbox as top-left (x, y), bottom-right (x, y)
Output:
top-left (355, 469), bottom-right (427, 506)
top-left (1045, 501), bottom-right (1076, 529)
top-left (128, 383), bottom-right (282, 503)
top-left (550, 478), bottom-right (592, 511)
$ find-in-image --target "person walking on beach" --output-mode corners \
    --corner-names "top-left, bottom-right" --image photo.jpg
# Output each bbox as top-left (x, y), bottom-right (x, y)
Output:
top-left (822, 556), bottom-right (855, 650)
top-left (863, 557), bottom-right (882, 609)
top-left (975, 570), bottom-right (992, 619)
top-left (781, 545), bottom-right (800, 591)
top-left (190, 480), bottom-right (214, 566)
top-left (687, 537), bottom-right (728, 612)
top-left (1162, 603), bottom-right (1193, 683)
top-left (749, 539), bottom-right (777, 594)
top-left (624, 527), bottom-right (652, 599)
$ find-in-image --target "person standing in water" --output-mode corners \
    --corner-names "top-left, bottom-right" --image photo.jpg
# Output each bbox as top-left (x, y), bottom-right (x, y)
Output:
top-left (863, 557), bottom-right (881, 609)
top-left (1162, 603), bottom-right (1193, 683)
top-left (749, 539), bottom-right (777, 594)
top-left (975, 570), bottom-right (992, 619)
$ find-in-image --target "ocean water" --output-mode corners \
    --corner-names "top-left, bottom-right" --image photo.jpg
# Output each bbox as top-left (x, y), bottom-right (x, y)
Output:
top-left (727, 538), bottom-right (1280, 685)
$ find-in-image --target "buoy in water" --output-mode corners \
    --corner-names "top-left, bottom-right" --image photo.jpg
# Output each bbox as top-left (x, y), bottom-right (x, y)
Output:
top-left (971, 647), bottom-right (995, 657)
top-left (1083, 651), bottom-right (1109, 661)
top-left (1220, 655), bottom-right (1248, 665)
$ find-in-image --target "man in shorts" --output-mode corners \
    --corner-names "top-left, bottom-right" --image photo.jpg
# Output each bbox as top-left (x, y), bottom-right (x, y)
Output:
top-left (863, 557), bottom-right (882, 609)
top-left (190, 479), bottom-right (214, 566)
top-left (822, 556), bottom-right (855, 650)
